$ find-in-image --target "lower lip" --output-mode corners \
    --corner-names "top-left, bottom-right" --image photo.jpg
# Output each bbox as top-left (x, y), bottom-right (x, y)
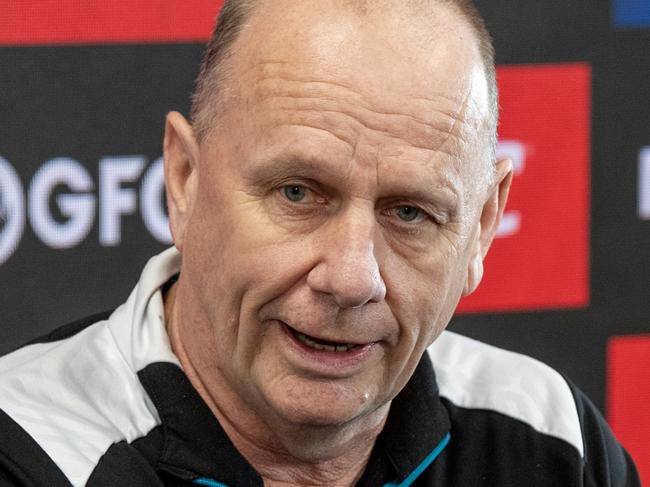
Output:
top-left (279, 322), bottom-right (377, 372)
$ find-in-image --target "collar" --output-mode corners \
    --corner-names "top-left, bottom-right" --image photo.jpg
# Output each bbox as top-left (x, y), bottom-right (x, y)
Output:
top-left (138, 351), bottom-right (450, 486)
top-left (378, 352), bottom-right (451, 484)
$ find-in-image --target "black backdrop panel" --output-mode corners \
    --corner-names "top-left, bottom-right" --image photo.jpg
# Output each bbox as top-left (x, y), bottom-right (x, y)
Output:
top-left (0, 44), bottom-right (203, 350)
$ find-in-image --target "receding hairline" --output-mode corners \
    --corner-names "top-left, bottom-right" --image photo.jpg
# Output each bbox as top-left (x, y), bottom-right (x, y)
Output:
top-left (189, 0), bottom-right (498, 178)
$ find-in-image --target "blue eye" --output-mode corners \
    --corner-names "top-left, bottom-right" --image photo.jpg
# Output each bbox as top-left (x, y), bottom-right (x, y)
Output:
top-left (283, 185), bottom-right (307, 202)
top-left (396, 206), bottom-right (420, 222)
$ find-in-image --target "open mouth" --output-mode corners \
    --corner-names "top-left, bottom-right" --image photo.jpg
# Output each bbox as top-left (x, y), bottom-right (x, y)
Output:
top-left (285, 324), bottom-right (360, 353)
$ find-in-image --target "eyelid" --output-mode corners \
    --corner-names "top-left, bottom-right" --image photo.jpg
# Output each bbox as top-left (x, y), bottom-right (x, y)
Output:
top-left (277, 181), bottom-right (326, 205)
top-left (392, 205), bottom-right (429, 224)
top-left (383, 201), bottom-right (439, 223)
top-left (275, 177), bottom-right (320, 192)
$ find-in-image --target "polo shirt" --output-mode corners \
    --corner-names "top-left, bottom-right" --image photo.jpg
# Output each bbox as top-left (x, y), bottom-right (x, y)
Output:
top-left (0, 248), bottom-right (640, 486)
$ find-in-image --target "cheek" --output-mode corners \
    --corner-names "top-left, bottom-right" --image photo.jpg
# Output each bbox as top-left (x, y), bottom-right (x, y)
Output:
top-left (385, 245), bottom-right (467, 346)
top-left (184, 191), bottom-right (320, 322)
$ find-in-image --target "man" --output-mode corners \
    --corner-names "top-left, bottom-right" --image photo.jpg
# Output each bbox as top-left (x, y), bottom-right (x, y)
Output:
top-left (0, 0), bottom-right (640, 485)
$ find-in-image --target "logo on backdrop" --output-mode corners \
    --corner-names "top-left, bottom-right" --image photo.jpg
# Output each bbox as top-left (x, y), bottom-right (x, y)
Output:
top-left (0, 155), bottom-right (171, 266)
top-left (0, 143), bottom-right (529, 266)
top-left (0, 156), bottom-right (26, 266)
top-left (457, 63), bottom-right (591, 314)
top-left (613, 0), bottom-right (650, 28)
top-left (639, 147), bottom-right (650, 220)
top-left (0, 141), bottom-right (530, 268)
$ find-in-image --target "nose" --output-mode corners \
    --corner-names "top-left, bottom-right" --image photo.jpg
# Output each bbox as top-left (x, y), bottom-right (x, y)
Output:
top-left (306, 214), bottom-right (387, 308)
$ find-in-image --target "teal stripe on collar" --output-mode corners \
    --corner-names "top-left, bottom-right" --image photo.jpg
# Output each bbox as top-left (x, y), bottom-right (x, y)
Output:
top-left (193, 478), bottom-right (230, 487)
top-left (383, 432), bottom-right (451, 487)
top-left (193, 432), bottom-right (450, 487)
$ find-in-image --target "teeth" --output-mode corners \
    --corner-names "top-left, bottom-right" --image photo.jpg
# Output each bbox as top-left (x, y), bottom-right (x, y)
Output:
top-left (294, 331), bottom-right (356, 352)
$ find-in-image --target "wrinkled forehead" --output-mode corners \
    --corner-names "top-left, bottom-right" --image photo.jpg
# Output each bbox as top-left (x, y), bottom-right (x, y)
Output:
top-left (227, 0), bottom-right (490, 126)
top-left (205, 0), bottom-right (493, 200)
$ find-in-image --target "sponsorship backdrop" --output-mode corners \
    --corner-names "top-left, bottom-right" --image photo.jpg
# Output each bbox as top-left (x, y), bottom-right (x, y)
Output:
top-left (1, 0), bottom-right (649, 480)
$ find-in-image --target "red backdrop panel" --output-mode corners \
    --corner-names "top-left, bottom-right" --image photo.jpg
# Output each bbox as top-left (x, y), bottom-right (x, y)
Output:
top-left (0, 0), bottom-right (223, 45)
top-left (607, 335), bottom-right (650, 485)
top-left (457, 63), bottom-right (591, 313)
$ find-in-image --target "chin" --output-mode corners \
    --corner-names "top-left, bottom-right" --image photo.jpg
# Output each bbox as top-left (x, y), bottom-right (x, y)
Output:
top-left (272, 395), bottom-right (367, 428)
top-left (262, 379), bottom-right (381, 430)
top-left (263, 399), bottom-right (373, 462)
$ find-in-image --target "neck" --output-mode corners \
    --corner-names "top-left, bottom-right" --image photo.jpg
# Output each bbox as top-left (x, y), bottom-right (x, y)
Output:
top-left (164, 283), bottom-right (389, 487)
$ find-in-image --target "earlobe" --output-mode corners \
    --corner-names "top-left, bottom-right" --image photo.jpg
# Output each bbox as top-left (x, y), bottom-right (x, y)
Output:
top-left (163, 111), bottom-right (200, 252)
top-left (463, 252), bottom-right (484, 296)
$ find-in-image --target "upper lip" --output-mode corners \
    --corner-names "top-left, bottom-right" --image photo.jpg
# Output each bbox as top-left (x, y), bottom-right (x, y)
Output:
top-left (279, 320), bottom-right (374, 346)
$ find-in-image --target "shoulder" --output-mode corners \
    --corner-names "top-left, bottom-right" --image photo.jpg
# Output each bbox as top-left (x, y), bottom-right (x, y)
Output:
top-left (0, 249), bottom-right (184, 485)
top-left (428, 330), bottom-right (583, 455)
top-left (0, 309), bottom-right (165, 486)
top-left (427, 331), bottom-right (641, 486)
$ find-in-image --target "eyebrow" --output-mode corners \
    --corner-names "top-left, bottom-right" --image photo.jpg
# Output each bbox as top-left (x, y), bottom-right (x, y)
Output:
top-left (378, 155), bottom-right (462, 209)
top-left (380, 181), bottom-right (460, 221)
top-left (244, 152), bottom-right (350, 185)
top-left (244, 151), bottom-right (461, 217)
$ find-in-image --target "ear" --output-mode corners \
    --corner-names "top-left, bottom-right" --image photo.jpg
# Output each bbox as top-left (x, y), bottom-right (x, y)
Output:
top-left (463, 158), bottom-right (513, 296)
top-left (163, 111), bottom-right (200, 252)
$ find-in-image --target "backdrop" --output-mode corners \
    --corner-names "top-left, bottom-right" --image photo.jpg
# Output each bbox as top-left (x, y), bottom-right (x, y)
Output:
top-left (1, 0), bottom-right (649, 480)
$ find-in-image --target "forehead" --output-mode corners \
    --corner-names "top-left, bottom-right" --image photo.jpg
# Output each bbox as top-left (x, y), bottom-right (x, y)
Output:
top-left (212, 0), bottom-right (490, 194)
top-left (230, 0), bottom-right (489, 117)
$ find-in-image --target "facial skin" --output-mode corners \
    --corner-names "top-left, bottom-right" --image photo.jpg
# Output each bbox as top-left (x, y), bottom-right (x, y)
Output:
top-left (163, 1), bottom-right (512, 485)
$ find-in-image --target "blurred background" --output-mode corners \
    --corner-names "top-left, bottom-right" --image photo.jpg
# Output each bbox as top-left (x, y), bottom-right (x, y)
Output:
top-left (1, 0), bottom-right (649, 480)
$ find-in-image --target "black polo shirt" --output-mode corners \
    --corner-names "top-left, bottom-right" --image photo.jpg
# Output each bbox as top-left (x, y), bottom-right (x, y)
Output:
top-left (0, 249), bottom-right (640, 486)
top-left (89, 353), bottom-right (451, 487)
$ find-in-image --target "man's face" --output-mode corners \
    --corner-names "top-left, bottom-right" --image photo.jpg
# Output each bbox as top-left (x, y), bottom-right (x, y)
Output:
top-left (170, 1), bottom-right (499, 436)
